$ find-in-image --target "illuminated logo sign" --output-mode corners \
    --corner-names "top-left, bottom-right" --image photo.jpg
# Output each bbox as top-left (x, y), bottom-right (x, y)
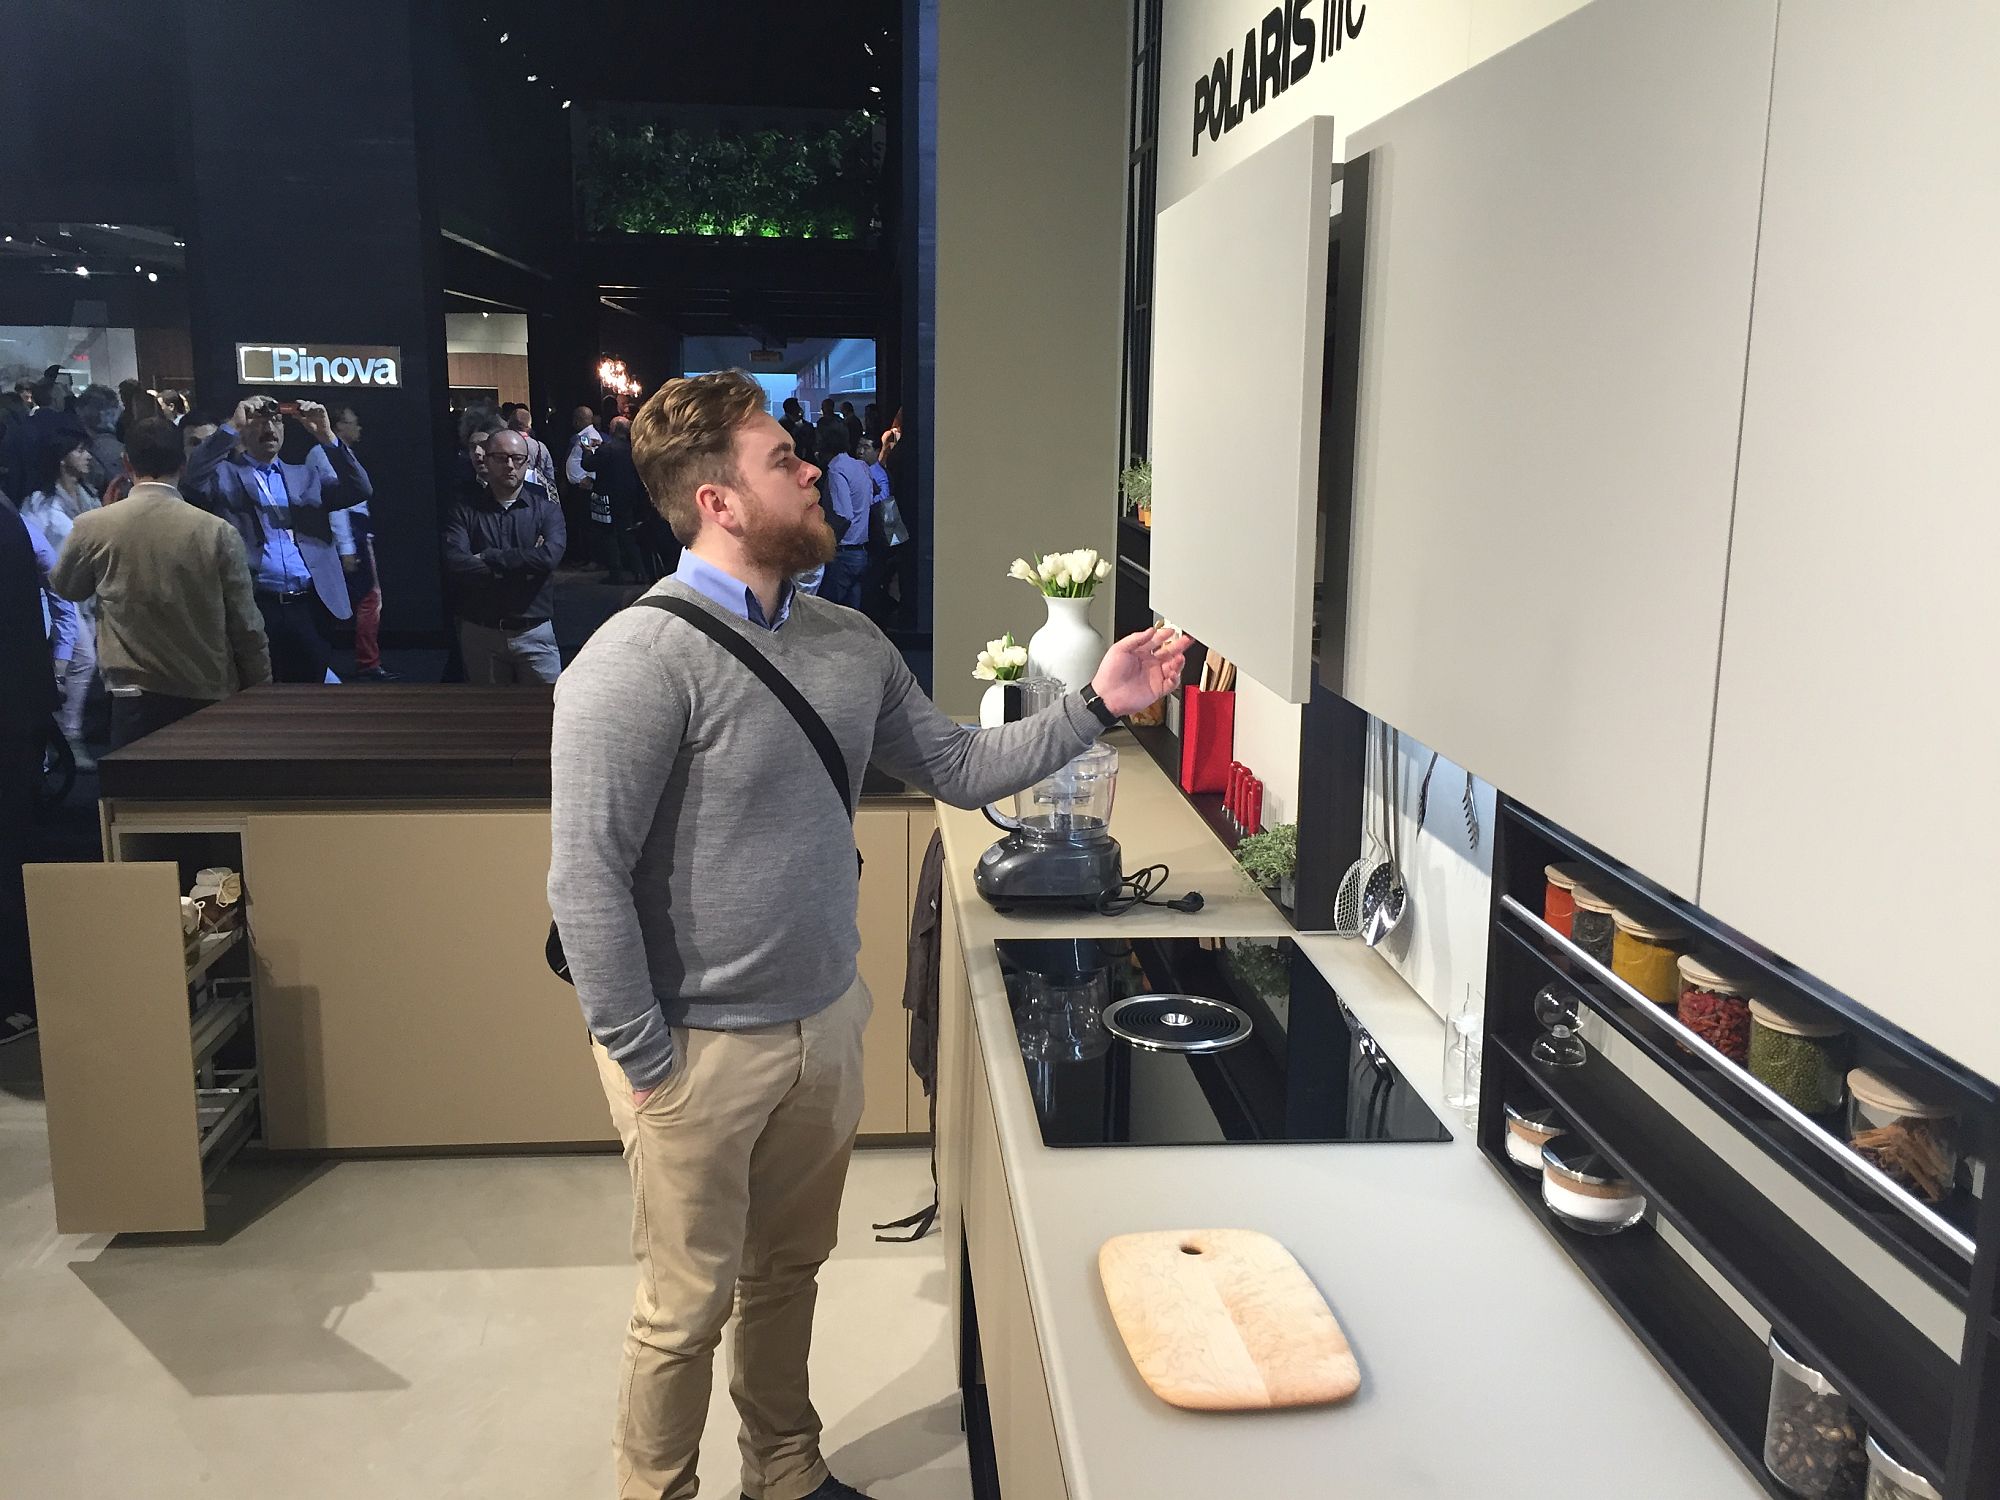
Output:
top-left (236, 343), bottom-right (403, 388)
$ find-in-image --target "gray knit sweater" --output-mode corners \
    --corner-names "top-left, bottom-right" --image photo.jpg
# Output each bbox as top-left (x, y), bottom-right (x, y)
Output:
top-left (548, 580), bottom-right (1104, 1089)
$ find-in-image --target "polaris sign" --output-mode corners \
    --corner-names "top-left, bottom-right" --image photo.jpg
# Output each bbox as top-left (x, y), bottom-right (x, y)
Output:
top-left (236, 343), bottom-right (403, 388)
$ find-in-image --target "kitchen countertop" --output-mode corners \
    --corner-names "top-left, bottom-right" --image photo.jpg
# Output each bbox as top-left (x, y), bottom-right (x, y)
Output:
top-left (97, 684), bottom-right (922, 802)
top-left (938, 729), bottom-right (1764, 1499)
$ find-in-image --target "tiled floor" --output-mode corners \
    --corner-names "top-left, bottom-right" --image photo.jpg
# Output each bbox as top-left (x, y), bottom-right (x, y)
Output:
top-left (0, 1038), bottom-right (966, 1500)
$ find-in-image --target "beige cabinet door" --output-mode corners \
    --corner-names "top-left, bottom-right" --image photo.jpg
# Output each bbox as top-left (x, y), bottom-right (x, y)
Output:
top-left (27, 862), bottom-right (208, 1233)
top-left (244, 810), bottom-right (613, 1150)
top-left (1699, 7), bottom-right (2000, 1076)
top-left (856, 806), bottom-right (911, 1136)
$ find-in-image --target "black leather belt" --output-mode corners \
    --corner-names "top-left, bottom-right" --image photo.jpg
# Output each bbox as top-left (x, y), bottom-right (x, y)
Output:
top-left (255, 586), bottom-right (313, 602)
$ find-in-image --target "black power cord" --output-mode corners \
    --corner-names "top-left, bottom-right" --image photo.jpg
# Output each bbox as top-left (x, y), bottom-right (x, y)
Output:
top-left (1095, 864), bottom-right (1205, 917)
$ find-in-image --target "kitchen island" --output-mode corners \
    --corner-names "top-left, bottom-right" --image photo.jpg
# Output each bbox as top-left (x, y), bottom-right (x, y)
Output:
top-left (934, 732), bottom-right (1764, 1498)
top-left (28, 685), bottom-right (932, 1233)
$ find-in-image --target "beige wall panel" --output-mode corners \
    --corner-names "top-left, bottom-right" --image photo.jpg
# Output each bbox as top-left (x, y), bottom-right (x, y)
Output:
top-left (1700, 5), bottom-right (2000, 1078)
top-left (932, 0), bottom-right (1127, 716)
top-left (244, 811), bottom-right (612, 1149)
top-left (27, 862), bottom-right (206, 1233)
top-left (857, 807), bottom-right (912, 1136)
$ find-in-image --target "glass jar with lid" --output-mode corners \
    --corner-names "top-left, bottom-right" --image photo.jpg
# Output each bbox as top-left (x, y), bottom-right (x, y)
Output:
top-left (1847, 1067), bottom-right (1959, 1204)
top-left (1542, 863), bottom-right (1587, 938)
top-left (1503, 1102), bottom-right (1567, 1172)
top-left (1749, 1001), bottom-right (1849, 1116)
top-left (1764, 1334), bottom-right (1868, 1499)
top-left (1864, 1435), bottom-right (1941, 1500)
top-left (1677, 954), bottom-right (1753, 1063)
top-left (1540, 1136), bottom-right (1646, 1235)
top-left (1570, 887), bottom-right (1617, 966)
top-left (1611, 910), bottom-right (1683, 1005)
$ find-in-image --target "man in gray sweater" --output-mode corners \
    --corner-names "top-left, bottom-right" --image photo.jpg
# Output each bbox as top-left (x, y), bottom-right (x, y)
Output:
top-left (549, 370), bottom-right (1184, 1500)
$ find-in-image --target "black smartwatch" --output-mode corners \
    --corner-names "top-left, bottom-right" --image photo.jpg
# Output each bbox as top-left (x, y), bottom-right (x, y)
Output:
top-left (1078, 683), bottom-right (1119, 730)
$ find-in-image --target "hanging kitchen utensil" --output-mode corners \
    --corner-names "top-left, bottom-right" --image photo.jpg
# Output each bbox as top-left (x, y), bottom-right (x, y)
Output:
top-left (1462, 769), bottom-right (1481, 852)
top-left (1361, 729), bottom-right (1410, 947)
top-left (1331, 720), bottom-right (1382, 938)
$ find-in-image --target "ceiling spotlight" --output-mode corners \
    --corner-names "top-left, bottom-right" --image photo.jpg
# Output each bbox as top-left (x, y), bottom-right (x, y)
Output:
top-left (561, 99), bottom-right (572, 109)
top-left (481, 311), bottom-right (490, 318)
top-left (173, 239), bottom-right (185, 247)
top-left (498, 30), bottom-right (508, 42)
top-left (868, 86), bottom-right (881, 95)
top-left (147, 272), bottom-right (158, 282)
top-left (526, 73), bottom-right (537, 81)
top-left (134, 264), bottom-right (142, 272)
top-left (75, 266), bottom-right (89, 276)
top-left (3, 235), bottom-right (11, 243)
top-left (863, 42), bottom-right (874, 55)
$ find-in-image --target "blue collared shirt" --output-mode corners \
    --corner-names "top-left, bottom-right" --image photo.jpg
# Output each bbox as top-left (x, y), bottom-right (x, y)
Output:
top-left (242, 456), bottom-right (314, 592)
top-left (673, 551), bottom-right (795, 631)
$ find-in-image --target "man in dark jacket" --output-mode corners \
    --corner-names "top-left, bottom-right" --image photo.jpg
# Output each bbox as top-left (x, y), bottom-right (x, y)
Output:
top-left (442, 426), bottom-right (565, 684)
top-left (595, 416), bottom-right (672, 582)
top-left (1, 500), bottom-right (57, 1030)
top-left (183, 395), bottom-right (372, 682)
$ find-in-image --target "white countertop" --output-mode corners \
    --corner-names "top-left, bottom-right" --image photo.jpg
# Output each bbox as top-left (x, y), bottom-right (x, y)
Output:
top-left (937, 731), bottom-right (1765, 1499)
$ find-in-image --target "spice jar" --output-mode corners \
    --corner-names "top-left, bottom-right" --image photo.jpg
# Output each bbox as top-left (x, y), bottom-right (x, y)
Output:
top-left (1677, 954), bottom-right (1753, 1063)
top-left (1504, 1103), bottom-right (1567, 1172)
top-left (1749, 1002), bottom-right (1849, 1116)
top-left (1765, 1334), bottom-right (1868, 1499)
top-left (1570, 888), bottom-right (1617, 966)
top-left (1847, 1068), bottom-right (1959, 1205)
top-left (1541, 1137), bottom-right (1646, 1235)
top-left (1611, 910), bottom-right (1683, 1005)
top-left (1543, 863), bottom-right (1587, 938)
top-left (1864, 1435), bottom-right (1940, 1500)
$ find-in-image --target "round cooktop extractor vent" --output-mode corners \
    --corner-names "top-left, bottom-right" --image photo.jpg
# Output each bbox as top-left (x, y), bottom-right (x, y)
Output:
top-left (1102, 993), bottom-right (1253, 1053)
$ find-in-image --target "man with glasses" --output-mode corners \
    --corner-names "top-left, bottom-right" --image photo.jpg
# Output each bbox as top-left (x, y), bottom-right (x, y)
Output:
top-left (442, 426), bottom-right (566, 683)
top-left (184, 394), bottom-right (372, 682)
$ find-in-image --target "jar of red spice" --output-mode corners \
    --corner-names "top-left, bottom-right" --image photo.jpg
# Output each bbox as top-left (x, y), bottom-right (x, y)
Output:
top-left (1543, 863), bottom-right (1587, 938)
top-left (1676, 954), bottom-right (1752, 1064)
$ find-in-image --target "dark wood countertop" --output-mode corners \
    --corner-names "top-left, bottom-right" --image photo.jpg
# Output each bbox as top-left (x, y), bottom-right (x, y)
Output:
top-left (97, 684), bottom-right (919, 803)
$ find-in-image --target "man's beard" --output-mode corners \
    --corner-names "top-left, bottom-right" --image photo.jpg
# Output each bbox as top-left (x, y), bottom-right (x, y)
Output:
top-left (742, 499), bottom-right (836, 577)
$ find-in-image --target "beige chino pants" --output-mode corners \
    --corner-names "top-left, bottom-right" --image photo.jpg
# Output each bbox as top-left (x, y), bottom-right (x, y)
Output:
top-left (591, 977), bottom-right (870, 1500)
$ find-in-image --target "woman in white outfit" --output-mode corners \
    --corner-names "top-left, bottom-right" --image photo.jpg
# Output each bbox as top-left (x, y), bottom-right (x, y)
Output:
top-left (20, 434), bottom-right (101, 758)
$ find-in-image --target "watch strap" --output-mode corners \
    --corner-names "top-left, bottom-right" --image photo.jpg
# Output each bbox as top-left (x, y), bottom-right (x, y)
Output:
top-left (1079, 684), bottom-right (1119, 729)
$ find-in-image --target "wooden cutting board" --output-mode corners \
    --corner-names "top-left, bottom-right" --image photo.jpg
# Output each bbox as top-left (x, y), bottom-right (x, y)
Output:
top-left (1098, 1228), bottom-right (1360, 1411)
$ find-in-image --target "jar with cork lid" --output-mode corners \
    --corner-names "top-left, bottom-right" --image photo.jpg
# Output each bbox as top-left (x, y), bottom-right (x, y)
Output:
top-left (1748, 1002), bottom-right (1849, 1117)
top-left (1611, 909), bottom-right (1683, 1006)
top-left (1570, 887), bottom-right (1617, 966)
top-left (1847, 1067), bottom-right (1959, 1204)
top-left (1677, 954), bottom-right (1753, 1064)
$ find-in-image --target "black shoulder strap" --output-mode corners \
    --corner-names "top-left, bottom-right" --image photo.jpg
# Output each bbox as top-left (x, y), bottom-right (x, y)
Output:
top-left (632, 594), bottom-right (854, 817)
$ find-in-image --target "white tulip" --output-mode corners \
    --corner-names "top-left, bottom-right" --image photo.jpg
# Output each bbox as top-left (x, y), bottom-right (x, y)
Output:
top-left (1004, 645), bottom-right (1029, 668)
top-left (1094, 558), bottom-right (1112, 581)
top-left (1036, 555), bottom-right (1061, 582)
top-left (973, 662), bottom-right (998, 681)
top-left (1008, 558), bottom-right (1038, 584)
top-left (986, 637), bottom-right (1009, 656)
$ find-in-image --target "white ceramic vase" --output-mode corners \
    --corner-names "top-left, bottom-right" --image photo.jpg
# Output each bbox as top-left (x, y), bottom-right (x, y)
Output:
top-left (1026, 595), bottom-right (1105, 696)
top-left (979, 682), bottom-right (1011, 728)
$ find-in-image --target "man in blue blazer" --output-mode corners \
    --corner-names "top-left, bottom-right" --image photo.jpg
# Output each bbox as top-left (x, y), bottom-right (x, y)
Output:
top-left (184, 394), bottom-right (373, 682)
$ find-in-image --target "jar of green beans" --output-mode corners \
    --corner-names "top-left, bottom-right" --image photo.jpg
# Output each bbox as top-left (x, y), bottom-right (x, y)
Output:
top-left (1749, 1001), bottom-right (1848, 1116)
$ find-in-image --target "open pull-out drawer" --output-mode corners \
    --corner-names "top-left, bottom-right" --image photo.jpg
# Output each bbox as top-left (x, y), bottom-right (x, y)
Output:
top-left (27, 861), bottom-right (259, 1233)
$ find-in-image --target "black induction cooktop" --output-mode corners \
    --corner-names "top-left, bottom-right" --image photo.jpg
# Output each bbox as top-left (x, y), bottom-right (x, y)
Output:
top-left (996, 936), bottom-right (1453, 1149)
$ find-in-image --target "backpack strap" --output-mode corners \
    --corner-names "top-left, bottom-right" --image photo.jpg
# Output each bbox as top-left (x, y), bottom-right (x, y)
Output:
top-left (631, 594), bottom-right (853, 817)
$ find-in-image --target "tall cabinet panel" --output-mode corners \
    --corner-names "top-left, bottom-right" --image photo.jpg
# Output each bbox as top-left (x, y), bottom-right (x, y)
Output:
top-left (1340, 0), bottom-right (1778, 897)
top-left (1700, 8), bottom-right (2000, 1081)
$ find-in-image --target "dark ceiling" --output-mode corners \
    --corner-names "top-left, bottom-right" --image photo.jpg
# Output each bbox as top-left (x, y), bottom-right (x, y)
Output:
top-left (459, 0), bottom-right (900, 113)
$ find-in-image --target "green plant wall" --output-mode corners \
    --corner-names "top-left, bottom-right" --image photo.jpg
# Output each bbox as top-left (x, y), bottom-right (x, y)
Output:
top-left (576, 112), bottom-right (883, 240)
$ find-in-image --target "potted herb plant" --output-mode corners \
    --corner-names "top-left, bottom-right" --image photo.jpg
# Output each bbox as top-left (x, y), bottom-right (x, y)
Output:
top-left (1119, 459), bottom-right (1153, 529)
top-left (1235, 822), bottom-right (1298, 910)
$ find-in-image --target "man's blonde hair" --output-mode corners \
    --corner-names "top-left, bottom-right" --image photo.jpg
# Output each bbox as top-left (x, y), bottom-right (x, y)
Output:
top-left (629, 370), bottom-right (769, 544)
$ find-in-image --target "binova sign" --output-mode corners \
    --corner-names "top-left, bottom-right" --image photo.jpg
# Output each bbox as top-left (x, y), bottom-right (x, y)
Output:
top-left (236, 343), bottom-right (403, 388)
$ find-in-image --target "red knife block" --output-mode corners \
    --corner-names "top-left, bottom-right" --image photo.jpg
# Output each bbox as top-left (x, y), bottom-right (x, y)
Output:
top-left (1179, 688), bottom-right (1236, 794)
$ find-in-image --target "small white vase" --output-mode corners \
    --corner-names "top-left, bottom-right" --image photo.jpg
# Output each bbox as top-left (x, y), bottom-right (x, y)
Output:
top-left (1026, 595), bottom-right (1106, 696)
top-left (979, 682), bottom-right (1011, 728)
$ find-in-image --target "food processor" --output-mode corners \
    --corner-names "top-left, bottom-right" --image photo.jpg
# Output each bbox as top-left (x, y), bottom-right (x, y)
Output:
top-left (975, 730), bottom-right (1125, 913)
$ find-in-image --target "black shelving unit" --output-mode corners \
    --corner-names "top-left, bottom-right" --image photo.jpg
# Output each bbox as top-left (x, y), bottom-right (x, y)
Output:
top-left (1480, 795), bottom-right (2000, 1499)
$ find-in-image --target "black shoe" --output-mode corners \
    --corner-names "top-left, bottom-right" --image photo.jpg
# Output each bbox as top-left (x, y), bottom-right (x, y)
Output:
top-left (742, 1477), bottom-right (873, 1500)
top-left (352, 666), bottom-right (404, 682)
